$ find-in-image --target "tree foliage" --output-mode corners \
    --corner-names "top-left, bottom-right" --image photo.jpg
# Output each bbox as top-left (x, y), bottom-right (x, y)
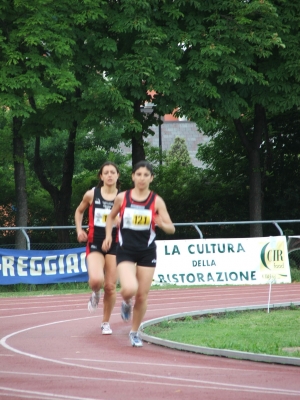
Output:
top-left (0, 0), bottom-right (133, 244)
top-left (196, 107), bottom-right (300, 235)
top-left (167, 0), bottom-right (300, 236)
top-left (1, 0), bottom-right (300, 246)
top-left (166, 137), bottom-right (192, 166)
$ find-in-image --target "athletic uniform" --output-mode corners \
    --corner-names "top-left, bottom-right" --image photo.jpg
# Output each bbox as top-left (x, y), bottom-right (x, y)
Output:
top-left (117, 190), bottom-right (157, 267)
top-left (86, 187), bottom-right (117, 256)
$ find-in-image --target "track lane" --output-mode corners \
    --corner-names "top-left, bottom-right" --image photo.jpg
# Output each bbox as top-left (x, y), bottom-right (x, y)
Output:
top-left (0, 284), bottom-right (299, 400)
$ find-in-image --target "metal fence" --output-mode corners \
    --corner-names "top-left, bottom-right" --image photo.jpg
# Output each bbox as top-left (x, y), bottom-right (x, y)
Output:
top-left (1, 219), bottom-right (300, 249)
top-left (1, 220), bottom-right (300, 269)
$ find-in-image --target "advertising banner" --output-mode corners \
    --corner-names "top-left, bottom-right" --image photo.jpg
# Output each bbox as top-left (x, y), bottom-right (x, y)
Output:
top-left (153, 236), bottom-right (291, 286)
top-left (0, 247), bottom-right (87, 285)
top-left (0, 236), bottom-right (291, 286)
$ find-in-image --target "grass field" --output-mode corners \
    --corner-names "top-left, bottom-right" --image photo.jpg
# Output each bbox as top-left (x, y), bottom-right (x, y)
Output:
top-left (144, 306), bottom-right (300, 358)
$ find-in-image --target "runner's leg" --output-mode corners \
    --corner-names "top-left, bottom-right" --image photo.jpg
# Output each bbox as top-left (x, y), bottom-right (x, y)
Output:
top-left (131, 265), bottom-right (155, 332)
top-left (87, 252), bottom-right (105, 292)
top-left (117, 261), bottom-right (138, 301)
top-left (102, 254), bottom-right (117, 323)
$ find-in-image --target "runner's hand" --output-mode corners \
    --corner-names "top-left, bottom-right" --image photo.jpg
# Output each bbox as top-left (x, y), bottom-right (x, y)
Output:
top-left (77, 230), bottom-right (88, 243)
top-left (102, 237), bottom-right (112, 252)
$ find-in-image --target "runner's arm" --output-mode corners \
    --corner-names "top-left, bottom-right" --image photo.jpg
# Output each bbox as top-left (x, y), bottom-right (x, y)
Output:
top-left (102, 193), bottom-right (124, 252)
top-left (155, 196), bottom-right (175, 235)
top-left (75, 190), bottom-right (92, 242)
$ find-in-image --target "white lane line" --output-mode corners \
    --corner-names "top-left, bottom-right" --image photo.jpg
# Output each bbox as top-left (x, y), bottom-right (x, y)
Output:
top-left (1, 288), bottom-right (298, 303)
top-left (1, 286), bottom-right (298, 307)
top-left (62, 358), bottom-right (295, 375)
top-left (0, 303), bottom-right (87, 311)
top-left (0, 370), bottom-right (299, 397)
top-left (0, 392), bottom-right (55, 400)
top-left (0, 309), bottom-right (94, 319)
top-left (65, 357), bottom-right (244, 371)
top-left (0, 297), bottom-right (298, 319)
top-left (0, 318), bottom-right (299, 396)
top-left (0, 386), bottom-right (102, 400)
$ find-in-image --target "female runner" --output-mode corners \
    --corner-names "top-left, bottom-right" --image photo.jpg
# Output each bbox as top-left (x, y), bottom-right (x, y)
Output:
top-left (102, 160), bottom-right (175, 346)
top-left (75, 161), bottom-right (120, 335)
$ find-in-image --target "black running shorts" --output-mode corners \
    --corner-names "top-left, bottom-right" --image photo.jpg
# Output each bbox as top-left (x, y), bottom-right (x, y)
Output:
top-left (116, 245), bottom-right (157, 267)
top-left (86, 240), bottom-right (117, 257)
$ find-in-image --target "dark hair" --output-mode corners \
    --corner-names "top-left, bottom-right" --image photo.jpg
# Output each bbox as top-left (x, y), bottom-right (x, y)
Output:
top-left (132, 160), bottom-right (154, 176)
top-left (97, 161), bottom-right (120, 189)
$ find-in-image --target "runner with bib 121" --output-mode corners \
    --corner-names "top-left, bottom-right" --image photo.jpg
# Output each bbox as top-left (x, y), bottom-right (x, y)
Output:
top-left (102, 160), bottom-right (175, 347)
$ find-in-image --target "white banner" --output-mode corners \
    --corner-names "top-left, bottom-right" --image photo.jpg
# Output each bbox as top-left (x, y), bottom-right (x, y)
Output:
top-left (154, 236), bottom-right (291, 286)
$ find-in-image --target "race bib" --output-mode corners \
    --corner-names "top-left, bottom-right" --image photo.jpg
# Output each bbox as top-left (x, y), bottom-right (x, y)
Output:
top-left (94, 209), bottom-right (110, 227)
top-left (123, 208), bottom-right (152, 231)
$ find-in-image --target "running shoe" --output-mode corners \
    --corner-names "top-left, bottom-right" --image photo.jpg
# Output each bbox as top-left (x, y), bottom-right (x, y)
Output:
top-left (101, 322), bottom-right (112, 335)
top-left (87, 291), bottom-right (100, 313)
top-left (121, 300), bottom-right (132, 321)
top-left (129, 331), bottom-right (143, 347)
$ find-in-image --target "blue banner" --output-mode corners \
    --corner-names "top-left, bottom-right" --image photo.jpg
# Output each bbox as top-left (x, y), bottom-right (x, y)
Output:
top-left (0, 248), bottom-right (88, 285)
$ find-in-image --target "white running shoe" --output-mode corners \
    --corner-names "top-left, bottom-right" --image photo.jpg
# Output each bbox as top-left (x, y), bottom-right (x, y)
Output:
top-left (101, 322), bottom-right (112, 335)
top-left (88, 291), bottom-right (100, 313)
top-left (121, 300), bottom-right (132, 321)
top-left (129, 331), bottom-right (143, 347)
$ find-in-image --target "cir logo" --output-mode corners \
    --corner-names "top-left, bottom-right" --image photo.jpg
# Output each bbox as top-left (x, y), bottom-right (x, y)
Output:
top-left (260, 242), bottom-right (283, 269)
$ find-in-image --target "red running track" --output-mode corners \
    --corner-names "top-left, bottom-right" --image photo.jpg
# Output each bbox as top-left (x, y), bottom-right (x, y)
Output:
top-left (0, 284), bottom-right (300, 400)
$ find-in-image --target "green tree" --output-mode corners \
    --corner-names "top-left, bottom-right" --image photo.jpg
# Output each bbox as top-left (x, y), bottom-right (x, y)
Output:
top-left (166, 137), bottom-right (192, 166)
top-left (103, 0), bottom-right (181, 166)
top-left (196, 108), bottom-right (300, 235)
top-left (169, 0), bottom-right (300, 236)
top-left (0, 0), bottom-right (105, 246)
top-left (263, 108), bottom-right (300, 225)
top-left (0, 0), bottom-right (136, 244)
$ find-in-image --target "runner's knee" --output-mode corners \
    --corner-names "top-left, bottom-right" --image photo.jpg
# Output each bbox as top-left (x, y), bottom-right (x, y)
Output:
top-left (135, 291), bottom-right (148, 305)
top-left (89, 276), bottom-right (103, 291)
top-left (121, 285), bottom-right (137, 300)
top-left (103, 281), bottom-right (116, 295)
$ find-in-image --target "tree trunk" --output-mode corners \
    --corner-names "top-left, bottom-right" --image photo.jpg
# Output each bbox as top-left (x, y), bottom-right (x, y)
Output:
top-left (132, 133), bottom-right (146, 166)
top-left (234, 103), bottom-right (265, 237)
top-left (56, 120), bottom-right (77, 243)
top-left (132, 100), bottom-right (145, 166)
top-left (34, 121), bottom-right (77, 243)
top-left (248, 147), bottom-right (263, 237)
top-left (13, 116), bottom-right (28, 249)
